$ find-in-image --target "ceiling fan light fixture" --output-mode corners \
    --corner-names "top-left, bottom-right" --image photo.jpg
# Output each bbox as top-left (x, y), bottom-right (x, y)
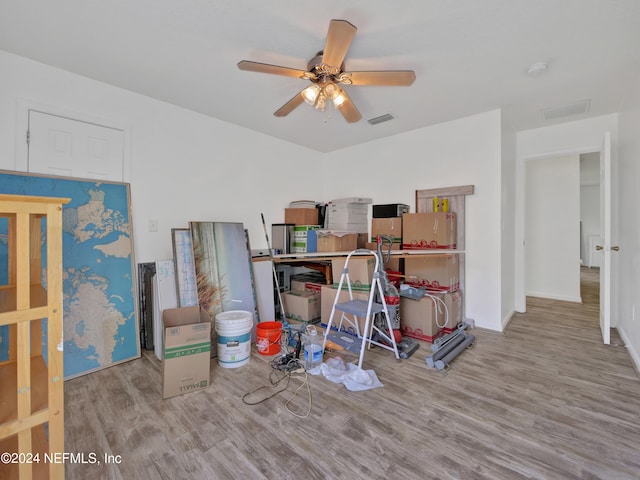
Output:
top-left (302, 84), bottom-right (321, 105)
top-left (332, 87), bottom-right (347, 107)
top-left (320, 82), bottom-right (346, 107)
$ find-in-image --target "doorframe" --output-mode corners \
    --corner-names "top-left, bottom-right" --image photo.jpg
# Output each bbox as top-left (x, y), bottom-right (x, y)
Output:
top-left (14, 98), bottom-right (132, 182)
top-left (515, 143), bottom-right (601, 313)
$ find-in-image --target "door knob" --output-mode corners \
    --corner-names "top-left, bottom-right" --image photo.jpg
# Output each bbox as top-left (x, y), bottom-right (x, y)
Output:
top-left (596, 245), bottom-right (603, 251)
top-left (611, 246), bottom-right (620, 251)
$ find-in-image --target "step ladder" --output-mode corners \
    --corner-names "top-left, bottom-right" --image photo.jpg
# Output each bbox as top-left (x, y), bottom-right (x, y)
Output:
top-left (322, 249), bottom-right (400, 369)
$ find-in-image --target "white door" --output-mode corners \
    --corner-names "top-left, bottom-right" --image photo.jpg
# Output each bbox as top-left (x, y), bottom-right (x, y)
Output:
top-left (599, 132), bottom-right (612, 344)
top-left (27, 110), bottom-right (125, 181)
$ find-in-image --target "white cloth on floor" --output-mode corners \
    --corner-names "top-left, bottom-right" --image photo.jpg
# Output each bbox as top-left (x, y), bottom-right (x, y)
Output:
top-left (308, 357), bottom-right (383, 391)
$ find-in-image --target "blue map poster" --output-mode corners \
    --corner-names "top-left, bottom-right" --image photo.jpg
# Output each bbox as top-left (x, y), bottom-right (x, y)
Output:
top-left (0, 170), bottom-right (139, 378)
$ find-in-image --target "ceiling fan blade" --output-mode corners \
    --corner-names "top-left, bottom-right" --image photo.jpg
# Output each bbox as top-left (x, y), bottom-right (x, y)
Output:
top-left (322, 19), bottom-right (357, 68)
top-left (237, 60), bottom-right (311, 79)
top-left (335, 89), bottom-right (362, 123)
top-left (274, 92), bottom-right (305, 117)
top-left (347, 70), bottom-right (416, 86)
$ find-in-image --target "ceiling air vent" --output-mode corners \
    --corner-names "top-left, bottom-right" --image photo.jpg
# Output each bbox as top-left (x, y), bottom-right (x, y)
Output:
top-left (368, 113), bottom-right (394, 125)
top-left (542, 99), bottom-right (591, 121)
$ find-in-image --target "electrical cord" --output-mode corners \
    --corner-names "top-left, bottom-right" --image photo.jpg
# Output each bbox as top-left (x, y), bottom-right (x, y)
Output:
top-left (241, 370), bottom-right (291, 405)
top-left (284, 369), bottom-right (312, 418)
top-left (424, 292), bottom-right (449, 329)
top-left (241, 362), bottom-right (312, 417)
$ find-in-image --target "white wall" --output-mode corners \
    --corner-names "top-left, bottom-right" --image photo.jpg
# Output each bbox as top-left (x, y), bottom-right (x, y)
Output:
top-left (0, 50), bottom-right (324, 263)
top-left (515, 114), bottom-right (619, 312)
top-left (500, 113), bottom-right (517, 327)
top-left (617, 76), bottom-right (640, 370)
top-left (525, 154), bottom-right (581, 302)
top-left (0, 51), bottom-right (507, 332)
top-left (580, 184), bottom-right (600, 266)
top-left (322, 110), bottom-right (505, 331)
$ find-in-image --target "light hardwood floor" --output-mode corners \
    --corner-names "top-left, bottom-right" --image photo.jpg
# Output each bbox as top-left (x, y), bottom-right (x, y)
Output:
top-left (64, 268), bottom-right (640, 479)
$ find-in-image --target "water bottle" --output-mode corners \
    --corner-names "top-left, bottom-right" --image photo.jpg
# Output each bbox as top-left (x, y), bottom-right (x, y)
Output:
top-left (302, 326), bottom-right (323, 371)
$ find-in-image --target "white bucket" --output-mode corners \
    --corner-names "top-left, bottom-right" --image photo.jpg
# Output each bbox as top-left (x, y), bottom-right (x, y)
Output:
top-left (215, 310), bottom-right (253, 368)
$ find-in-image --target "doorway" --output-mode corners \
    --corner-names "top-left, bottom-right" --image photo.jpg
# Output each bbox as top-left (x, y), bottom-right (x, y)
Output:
top-left (523, 151), bottom-right (602, 306)
top-left (524, 153), bottom-right (581, 303)
top-left (580, 152), bottom-right (602, 270)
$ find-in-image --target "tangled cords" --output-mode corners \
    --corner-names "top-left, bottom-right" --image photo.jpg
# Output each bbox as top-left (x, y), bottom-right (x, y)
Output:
top-left (242, 353), bottom-right (312, 418)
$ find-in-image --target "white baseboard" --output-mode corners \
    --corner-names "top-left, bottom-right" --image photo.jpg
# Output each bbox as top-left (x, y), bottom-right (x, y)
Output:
top-left (525, 291), bottom-right (582, 303)
top-left (617, 325), bottom-right (640, 374)
top-left (502, 310), bottom-right (515, 330)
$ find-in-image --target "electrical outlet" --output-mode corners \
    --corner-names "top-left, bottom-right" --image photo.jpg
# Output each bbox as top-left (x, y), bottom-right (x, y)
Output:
top-left (148, 219), bottom-right (158, 232)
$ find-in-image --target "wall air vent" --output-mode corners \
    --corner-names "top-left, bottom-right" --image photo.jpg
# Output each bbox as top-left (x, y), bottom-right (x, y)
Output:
top-left (368, 113), bottom-right (394, 125)
top-left (542, 99), bottom-right (591, 121)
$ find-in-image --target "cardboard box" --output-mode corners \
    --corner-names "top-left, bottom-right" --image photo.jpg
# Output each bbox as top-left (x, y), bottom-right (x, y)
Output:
top-left (285, 208), bottom-right (318, 226)
top-left (282, 290), bottom-right (321, 322)
top-left (329, 197), bottom-right (372, 204)
top-left (356, 233), bottom-right (368, 249)
top-left (290, 273), bottom-right (326, 293)
top-left (402, 212), bottom-right (457, 249)
top-left (331, 256), bottom-right (375, 292)
top-left (316, 231), bottom-right (358, 252)
top-left (371, 217), bottom-right (403, 244)
top-left (432, 289), bottom-right (463, 333)
top-left (326, 203), bottom-right (368, 222)
top-left (326, 222), bottom-right (369, 234)
top-left (162, 306), bottom-right (212, 399)
top-left (292, 225), bottom-right (320, 253)
top-left (320, 285), bottom-right (369, 336)
top-left (404, 255), bottom-right (460, 292)
top-left (293, 225), bottom-right (320, 236)
top-left (400, 296), bottom-right (443, 343)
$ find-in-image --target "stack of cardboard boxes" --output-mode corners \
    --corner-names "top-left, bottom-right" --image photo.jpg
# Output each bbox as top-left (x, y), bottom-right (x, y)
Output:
top-left (281, 273), bottom-right (324, 325)
top-left (400, 209), bottom-right (462, 342)
top-left (325, 197), bottom-right (371, 233)
top-left (277, 200), bottom-right (464, 344)
top-left (284, 206), bottom-right (320, 253)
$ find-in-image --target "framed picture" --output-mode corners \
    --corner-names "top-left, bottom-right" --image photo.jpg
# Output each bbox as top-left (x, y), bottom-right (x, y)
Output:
top-left (171, 228), bottom-right (198, 307)
top-left (0, 170), bottom-right (139, 378)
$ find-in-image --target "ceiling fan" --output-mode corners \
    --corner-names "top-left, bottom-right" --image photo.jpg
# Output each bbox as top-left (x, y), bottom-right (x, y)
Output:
top-left (237, 19), bottom-right (416, 123)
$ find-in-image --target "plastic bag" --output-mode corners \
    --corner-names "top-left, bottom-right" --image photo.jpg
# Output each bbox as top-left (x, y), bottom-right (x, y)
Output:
top-left (308, 356), bottom-right (383, 391)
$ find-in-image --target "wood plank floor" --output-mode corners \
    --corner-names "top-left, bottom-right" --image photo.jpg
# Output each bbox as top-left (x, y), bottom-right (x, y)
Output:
top-left (64, 268), bottom-right (640, 479)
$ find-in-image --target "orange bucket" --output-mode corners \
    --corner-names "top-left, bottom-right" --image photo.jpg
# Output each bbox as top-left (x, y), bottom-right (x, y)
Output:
top-left (256, 321), bottom-right (283, 356)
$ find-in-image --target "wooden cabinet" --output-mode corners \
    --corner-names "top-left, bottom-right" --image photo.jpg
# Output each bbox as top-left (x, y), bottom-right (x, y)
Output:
top-left (0, 194), bottom-right (69, 480)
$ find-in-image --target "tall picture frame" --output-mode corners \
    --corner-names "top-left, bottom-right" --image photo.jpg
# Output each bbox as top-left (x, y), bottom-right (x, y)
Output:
top-left (0, 170), bottom-right (139, 378)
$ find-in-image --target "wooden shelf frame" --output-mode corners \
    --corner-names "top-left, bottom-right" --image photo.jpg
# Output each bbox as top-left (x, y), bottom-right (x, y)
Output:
top-left (270, 249), bottom-right (465, 286)
top-left (0, 194), bottom-right (69, 480)
top-left (272, 249), bottom-right (464, 262)
top-left (416, 185), bottom-right (474, 323)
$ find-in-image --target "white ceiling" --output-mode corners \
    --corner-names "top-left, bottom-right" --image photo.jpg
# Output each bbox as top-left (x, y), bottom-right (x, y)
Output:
top-left (1, 0), bottom-right (639, 153)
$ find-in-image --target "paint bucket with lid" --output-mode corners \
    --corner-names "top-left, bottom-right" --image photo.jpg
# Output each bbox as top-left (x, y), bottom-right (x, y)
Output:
top-left (215, 310), bottom-right (253, 368)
